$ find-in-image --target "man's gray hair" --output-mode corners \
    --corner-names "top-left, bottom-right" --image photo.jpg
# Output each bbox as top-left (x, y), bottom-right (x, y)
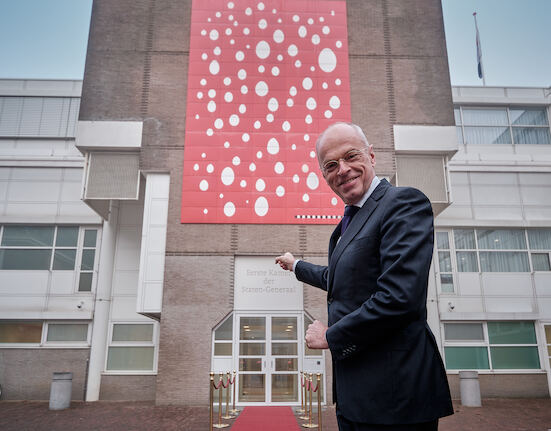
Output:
top-left (315, 122), bottom-right (370, 155)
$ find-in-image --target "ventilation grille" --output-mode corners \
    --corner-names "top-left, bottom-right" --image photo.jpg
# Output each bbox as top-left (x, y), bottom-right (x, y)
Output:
top-left (85, 152), bottom-right (140, 200)
top-left (396, 155), bottom-right (448, 203)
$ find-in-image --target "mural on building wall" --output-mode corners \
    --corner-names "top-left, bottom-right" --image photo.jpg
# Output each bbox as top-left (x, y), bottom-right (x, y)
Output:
top-left (181, 0), bottom-right (351, 224)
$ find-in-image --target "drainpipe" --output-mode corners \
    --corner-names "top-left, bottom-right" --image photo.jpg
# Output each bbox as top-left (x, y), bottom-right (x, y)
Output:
top-left (85, 200), bottom-right (119, 401)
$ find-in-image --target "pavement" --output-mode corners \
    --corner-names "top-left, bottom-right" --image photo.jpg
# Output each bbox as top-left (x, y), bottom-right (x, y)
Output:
top-left (1, 399), bottom-right (550, 431)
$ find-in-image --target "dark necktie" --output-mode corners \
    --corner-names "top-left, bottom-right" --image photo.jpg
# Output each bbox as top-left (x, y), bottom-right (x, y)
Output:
top-left (341, 205), bottom-right (360, 235)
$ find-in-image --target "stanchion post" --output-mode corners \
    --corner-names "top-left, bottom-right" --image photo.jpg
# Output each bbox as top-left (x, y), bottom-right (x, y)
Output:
top-left (302, 373), bottom-right (317, 428)
top-left (222, 371), bottom-right (233, 419)
top-left (230, 370), bottom-right (240, 415)
top-left (299, 370), bottom-right (309, 420)
top-left (317, 373), bottom-right (322, 431)
top-left (209, 372), bottom-right (214, 431)
top-left (213, 372), bottom-right (229, 429)
top-left (297, 371), bottom-right (305, 414)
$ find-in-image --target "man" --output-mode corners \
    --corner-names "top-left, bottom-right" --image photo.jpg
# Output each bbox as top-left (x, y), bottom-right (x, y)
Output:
top-left (276, 122), bottom-right (453, 430)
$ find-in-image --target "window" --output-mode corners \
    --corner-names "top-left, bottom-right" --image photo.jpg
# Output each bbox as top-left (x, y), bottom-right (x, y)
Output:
top-left (454, 106), bottom-right (551, 146)
top-left (444, 321), bottom-right (540, 371)
top-left (106, 323), bottom-right (157, 372)
top-left (0, 321), bottom-right (43, 343)
top-left (0, 321), bottom-right (89, 346)
top-left (435, 229), bottom-right (551, 274)
top-left (46, 323), bottom-right (89, 343)
top-left (213, 314), bottom-right (233, 356)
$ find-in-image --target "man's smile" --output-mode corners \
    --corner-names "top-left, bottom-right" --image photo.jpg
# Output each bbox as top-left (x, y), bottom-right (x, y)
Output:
top-left (338, 175), bottom-right (360, 187)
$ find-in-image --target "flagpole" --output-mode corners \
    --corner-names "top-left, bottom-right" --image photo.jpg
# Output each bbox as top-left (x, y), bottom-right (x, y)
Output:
top-left (473, 12), bottom-right (486, 86)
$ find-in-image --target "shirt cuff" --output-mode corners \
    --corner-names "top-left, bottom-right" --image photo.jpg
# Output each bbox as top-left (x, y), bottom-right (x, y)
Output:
top-left (292, 259), bottom-right (301, 272)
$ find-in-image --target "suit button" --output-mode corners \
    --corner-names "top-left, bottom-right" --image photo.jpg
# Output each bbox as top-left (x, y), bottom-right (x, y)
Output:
top-left (327, 297), bottom-right (333, 305)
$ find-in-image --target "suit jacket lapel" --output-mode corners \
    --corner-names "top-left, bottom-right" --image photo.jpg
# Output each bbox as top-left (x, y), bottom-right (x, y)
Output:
top-left (327, 179), bottom-right (391, 296)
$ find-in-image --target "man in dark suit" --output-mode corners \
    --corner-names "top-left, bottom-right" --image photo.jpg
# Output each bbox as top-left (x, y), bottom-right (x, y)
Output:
top-left (276, 122), bottom-right (453, 430)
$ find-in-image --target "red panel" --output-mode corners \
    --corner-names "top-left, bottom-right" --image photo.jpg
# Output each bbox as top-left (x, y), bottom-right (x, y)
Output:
top-left (181, 0), bottom-right (351, 224)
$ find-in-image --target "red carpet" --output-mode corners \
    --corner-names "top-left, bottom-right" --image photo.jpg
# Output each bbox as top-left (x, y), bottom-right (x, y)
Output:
top-left (230, 406), bottom-right (301, 430)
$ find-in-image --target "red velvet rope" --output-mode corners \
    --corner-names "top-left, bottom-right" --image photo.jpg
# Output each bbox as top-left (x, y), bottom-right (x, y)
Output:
top-left (212, 380), bottom-right (223, 390)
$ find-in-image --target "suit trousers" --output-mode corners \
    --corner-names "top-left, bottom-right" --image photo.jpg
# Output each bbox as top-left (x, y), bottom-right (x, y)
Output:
top-left (336, 408), bottom-right (438, 431)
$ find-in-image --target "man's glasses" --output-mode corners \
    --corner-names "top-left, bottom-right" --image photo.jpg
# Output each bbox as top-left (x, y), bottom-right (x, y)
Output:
top-left (321, 149), bottom-right (366, 174)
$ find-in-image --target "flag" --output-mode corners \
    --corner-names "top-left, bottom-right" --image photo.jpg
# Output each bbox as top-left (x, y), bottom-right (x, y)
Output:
top-left (473, 12), bottom-right (483, 79)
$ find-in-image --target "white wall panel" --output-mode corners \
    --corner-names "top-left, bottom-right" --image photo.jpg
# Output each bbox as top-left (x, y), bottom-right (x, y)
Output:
top-left (5, 203), bottom-right (59, 217)
top-left (457, 273), bottom-right (482, 295)
top-left (520, 187), bottom-right (551, 205)
top-left (46, 296), bottom-right (94, 315)
top-left (8, 181), bottom-right (61, 201)
top-left (50, 272), bottom-right (77, 294)
top-left (473, 206), bottom-right (524, 220)
top-left (118, 202), bottom-right (143, 225)
top-left (481, 273), bottom-right (533, 296)
top-left (0, 271), bottom-right (49, 295)
top-left (439, 296), bottom-right (484, 314)
top-left (11, 167), bottom-right (63, 181)
top-left (0, 179), bottom-right (7, 200)
top-left (534, 273), bottom-right (551, 296)
top-left (471, 185), bottom-right (521, 205)
top-left (470, 172), bottom-right (518, 185)
top-left (518, 173), bottom-right (551, 186)
top-left (485, 297), bottom-right (534, 313)
top-left (110, 296), bottom-right (148, 321)
top-left (537, 298), bottom-right (551, 315)
top-left (112, 271), bottom-right (139, 295)
top-left (60, 181), bottom-right (83, 201)
top-left (449, 184), bottom-right (471, 205)
top-left (524, 206), bottom-right (551, 220)
top-left (0, 296), bottom-right (45, 314)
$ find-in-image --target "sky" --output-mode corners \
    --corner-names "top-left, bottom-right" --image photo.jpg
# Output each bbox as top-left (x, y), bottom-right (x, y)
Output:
top-left (0, 0), bottom-right (549, 87)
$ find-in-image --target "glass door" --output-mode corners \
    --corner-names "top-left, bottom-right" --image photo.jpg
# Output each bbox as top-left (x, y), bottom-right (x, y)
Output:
top-left (237, 314), bottom-right (300, 404)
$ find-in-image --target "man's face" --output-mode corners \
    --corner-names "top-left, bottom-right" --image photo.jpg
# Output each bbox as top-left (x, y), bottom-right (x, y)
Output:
top-left (317, 124), bottom-right (376, 205)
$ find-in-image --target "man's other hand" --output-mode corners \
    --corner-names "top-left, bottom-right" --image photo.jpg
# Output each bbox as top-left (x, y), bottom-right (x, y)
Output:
top-left (305, 320), bottom-right (329, 349)
top-left (275, 252), bottom-right (296, 271)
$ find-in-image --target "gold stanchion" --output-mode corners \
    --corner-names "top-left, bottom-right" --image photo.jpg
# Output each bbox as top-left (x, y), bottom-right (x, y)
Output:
top-left (222, 371), bottom-right (233, 419)
top-left (229, 370), bottom-right (240, 415)
top-left (213, 372), bottom-right (229, 429)
top-left (299, 371), bottom-right (309, 420)
top-left (316, 373), bottom-right (322, 431)
top-left (209, 372), bottom-right (215, 431)
top-left (297, 371), bottom-right (305, 414)
top-left (302, 373), bottom-right (317, 428)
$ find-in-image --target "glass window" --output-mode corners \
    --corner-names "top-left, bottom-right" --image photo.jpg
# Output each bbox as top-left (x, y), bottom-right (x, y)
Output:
top-left (532, 253), bottom-right (551, 271)
top-left (477, 229), bottom-right (527, 250)
top-left (112, 324), bottom-right (153, 342)
top-left (479, 251), bottom-right (530, 272)
top-left (438, 251), bottom-right (452, 272)
top-left (52, 249), bottom-right (76, 270)
top-left (462, 108), bottom-right (508, 126)
top-left (1, 226), bottom-right (54, 246)
top-left (456, 251), bottom-right (479, 272)
top-left (510, 108), bottom-right (548, 126)
top-left (463, 126), bottom-right (511, 145)
top-left (55, 227), bottom-right (79, 247)
top-left (440, 274), bottom-right (454, 293)
top-left (107, 346), bottom-right (155, 371)
top-left (239, 343), bottom-right (265, 355)
top-left (240, 317), bottom-right (265, 340)
top-left (81, 250), bottom-right (95, 271)
top-left (444, 323), bottom-right (484, 341)
top-left (487, 321), bottom-right (537, 344)
top-left (0, 249), bottom-right (52, 270)
top-left (490, 347), bottom-right (540, 369)
top-left (527, 229), bottom-right (551, 249)
top-left (0, 321), bottom-right (43, 343)
top-left (272, 317), bottom-right (297, 340)
top-left (78, 273), bottom-right (93, 292)
top-left (513, 127), bottom-right (551, 145)
top-left (47, 323), bottom-right (88, 342)
top-left (214, 316), bottom-right (233, 340)
top-left (272, 343), bottom-right (297, 355)
top-left (453, 108), bottom-right (461, 125)
top-left (444, 347), bottom-right (490, 370)
top-left (214, 343), bottom-right (232, 356)
top-left (436, 232), bottom-right (450, 249)
top-left (454, 229), bottom-right (476, 249)
top-left (456, 127), bottom-right (463, 145)
top-left (83, 229), bottom-right (97, 247)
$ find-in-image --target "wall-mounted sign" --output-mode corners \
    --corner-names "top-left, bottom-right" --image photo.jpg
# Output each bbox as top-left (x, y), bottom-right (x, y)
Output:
top-left (182, 0), bottom-right (351, 224)
top-left (234, 256), bottom-right (303, 310)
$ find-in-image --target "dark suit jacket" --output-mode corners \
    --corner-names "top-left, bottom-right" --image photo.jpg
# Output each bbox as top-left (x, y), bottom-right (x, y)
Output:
top-left (295, 179), bottom-right (453, 424)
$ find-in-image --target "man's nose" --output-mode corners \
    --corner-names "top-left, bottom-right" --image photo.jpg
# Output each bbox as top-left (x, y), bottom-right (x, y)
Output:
top-left (336, 159), bottom-right (351, 175)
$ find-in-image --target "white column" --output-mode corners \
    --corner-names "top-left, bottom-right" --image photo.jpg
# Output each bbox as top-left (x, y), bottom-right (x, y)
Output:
top-left (85, 200), bottom-right (119, 401)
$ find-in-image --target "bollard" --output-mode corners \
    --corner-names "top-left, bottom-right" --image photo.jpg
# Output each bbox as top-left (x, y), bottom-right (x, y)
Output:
top-left (299, 371), bottom-right (309, 420)
top-left (49, 372), bottom-right (73, 410)
top-left (316, 373), bottom-right (322, 431)
top-left (229, 370), bottom-right (240, 415)
top-left (209, 372), bottom-right (215, 430)
top-left (222, 371), bottom-right (233, 419)
top-left (213, 372), bottom-right (229, 429)
top-left (297, 371), bottom-right (305, 414)
top-left (302, 373), bottom-right (317, 428)
top-left (459, 370), bottom-right (481, 407)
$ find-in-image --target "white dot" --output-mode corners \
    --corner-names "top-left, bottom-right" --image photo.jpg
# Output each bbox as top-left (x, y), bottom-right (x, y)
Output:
top-left (216, 12), bottom-right (221, 18)
top-left (256, 40), bottom-right (270, 59)
top-left (228, 2), bottom-right (234, 9)
top-left (258, 2), bottom-right (265, 10)
top-left (273, 29), bottom-right (284, 43)
top-left (259, 19), bottom-right (267, 29)
top-left (277, 54), bottom-right (283, 61)
top-left (282, 121), bottom-right (291, 132)
top-left (305, 114), bottom-right (313, 124)
top-left (214, 118), bottom-right (224, 129)
top-left (243, 27), bottom-right (250, 35)
top-left (287, 98), bottom-right (294, 107)
top-left (298, 25), bottom-right (307, 38)
top-left (292, 15), bottom-right (299, 22)
top-left (291, 144), bottom-right (297, 150)
top-left (202, 53), bottom-right (208, 60)
top-left (209, 29), bottom-right (219, 40)
top-left (242, 133), bottom-right (250, 142)
top-left (224, 141), bottom-right (230, 148)
top-left (255, 196), bottom-right (269, 217)
top-left (325, 110), bottom-right (333, 118)
top-left (276, 185), bottom-right (285, 197)
top-left (221, 167), bottom-right (235, 186)
top-left (295, 60), bottom-right (301, 68)
top-left (206, 128), bottom-right (214, 136)
top-left (311, 34), bottom-right (320, 45)
top-left (238, 69), bottom-right (247, 80)
top-left (193, 163), bottom-right (199, 171)
top-left (271, 66), bottom-right (280, 76)
top-left (241, 85), bottom-right (248, 94)
top-left (201, 29), bottom-right (207, 36)
top-left (224, 92), bottom-right (233, 102)
top-left (307, 172), bottom-right (319, 190)
top-left (306, 97), bottom-right (317, 110)
top-left (310, 66), bottom-right (315, 72)
top-left (329, 95), bottom-right (341, 109)
top-left (201, 153), bottom-right (207, 158)
top-left (240, 180), bottom-right (247, 187)
top-left (207, 101), bottom-right (216, 112)
top-left (214, 46), bottom-right (221, 55)
top-left (200, 79), bottom-right (207, 86)
top-left (322, 82), bottom-right (328, 89)
top-left (224, 202), bottom-right (236, 217)
top-left (239, 104), bottom-right (246, 114)
top-left (302, 164), bottom-right (309, 173)
top-left (208, 89), bottom-right (216, 98)
top-left (196, 91), bottom-right (203, 99)
top-left (199, 179), bottom-right (209, 191)
top-left (274, 162), bottom-right (284, 174)
top-left (336, 40), bottom-right (342, 48)
top-left (287, 44), bottom-right (298, 57)
top-left (323, 26), bottom-right (330, 35)
top-left (331, 197), bottom-right (338, 206)
top-left (245, 7), bottom-right (252, 15)
top-left (302, 77), bottom-right (313, 90)
top-left (223, 77), bottom-right (231, 85)
top-left (310, 151), bottom-right (316, 158)
top-left (236, 51), bottom-right (245, 61)
top-left (268, 97), bottom-right (279, 112)
top-left (229, 114), bottom-right (239, 126)
top-left (293, 174), bottom-right (299, 183)
top-left (304, 134), bottom-right (310, 141)
top-left (258, 65), bottom-right (265, 73)
top-left (307, 18), bottom-right (314, 25)
top-left (230, 39), bottom-right (235, 44)
top-left (234, 20), bottom-right (238, 26)
top-left (318, 48), bottom-right (337, 73)
top-left (249, 163), bottom-right (256, 171)
top-left (195, 114), bottom-right (199, 119)
top-left (256, 179), bottom-right (266, 191)
top-left (266, 113), bottom-right (274, 122)
top-left (255, 81), bottom-right (269, 97)
top-left (225, 29), bottom-right (232, 37)
top-left (257, 151), bottom-right (263, 159)
top-left (302, 193), bottom-right (310, 202)
top-left (319, 17), bottom-right (325, 22)
top-left (232, 156), bottom-right (240, 166)
top-left (267, 137), bottom-right (279, 154)
top-left (289, 86), bottom-right (297, 96)
top-left (203, 208), bottom-right (208, 214)
top-left (206, 164), bottom-right (214, 173)
top-left (331, 10), bottom-right (335, 16)
top-left (254, 120), bottom-right (261, 129)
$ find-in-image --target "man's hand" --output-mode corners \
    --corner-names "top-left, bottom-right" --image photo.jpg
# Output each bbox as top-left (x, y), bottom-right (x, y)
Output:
top-left (305, 320), bottom-right (329, 349)
top-left (275, 252), bottom-right (296, 271)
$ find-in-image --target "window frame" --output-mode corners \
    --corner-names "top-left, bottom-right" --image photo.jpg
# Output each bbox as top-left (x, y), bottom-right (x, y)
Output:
top-left (0, 320), bottom-right (90, 348)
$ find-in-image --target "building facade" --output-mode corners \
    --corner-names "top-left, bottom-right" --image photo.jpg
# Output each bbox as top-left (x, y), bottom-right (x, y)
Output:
top-left (1, 0), bottom-right (550, 404)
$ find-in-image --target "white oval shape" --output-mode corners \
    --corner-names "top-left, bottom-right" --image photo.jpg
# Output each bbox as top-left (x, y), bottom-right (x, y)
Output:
top-left (256, 40), bottom-right (270, 59)
top-left (201, 53), bottom-right (208, 60)
top-left (238, 69), bottom-right (247, 80)
top-left (242, 133), bottom-right (250, 142)
top-left (229, 114), bottom-right (239, 126)
top-left (331, 197), bottom-right (338, 206)
top-left (209, 60), bottom-right (220, 75)
top-left (304, 134), bottom-right (310, 141)
top-left (277, 54), bottom-right (283, 61)
top-left (200, 78), bottom-right (207, 85)
top-left (293, 174), bottom-right (299, 183)
top-left (318, 48), bottom-right (337, 73)
top-left (287, 44), bottom-right (298, 57)
top-left (223, 92), bottom-right (232, 103)
top-left (289, 86), bottom-right (297, 96)
top-left (257, 2), bottom-right (265, 10)
top-left (306, 97), bottom-right (317, 110)
top-left (249, 163), bottom-right (256, 171)
top-left (276, 185), bottom-right (285, 197)
top-left (214, 118), bottom-right (223, 129)
top-left (325, 110), bottom-right (333, 118)
top-left (268, 97), bottom-right (279, 112)
top-left (214, 46), bottom-right (221, 55)
top-left (235, 51), bottom-right (245, 61)
top-left (305, 114), bottom-right (313, 124)
top-left (266, 113), bottom-right (274, 122)
top-left (282, 121), bottom-right (291, 132)
top-left (302, 77), bottom-right (313, 90)
top-left (295, 59), bottom-right (301, 68)
top-left (199, 179), bottom-right (209, 191)
top-left (291, 144), bottom-right (296, 150)
top-left (193, 163), bottom-right (199, 171)
top-left (306, 172), bottom-right (319, 190)
top-left (245, 7), bottom-right (252, 15)
top-left (201, 29), bottom-right (207, 36)
top-left (196, 91), bottom-right (203, 99)
top-left (239, 104), bottom-right (246, 113)
top-left (221, 167), bottom-right (235, 186)
top-left (298, 25), bottom-right (307, 38)
top-left (335, 78), bottom-right (342, 85)
top-left (302, 164), bottom-right (309, 173)
top-left (232, 156), bottom-right (240, 166)
top-left (310, 151), bottom-right (316, 158)
top-left (255, 178), bottom-right (266, 191)
top-left (209, 29), bottom-right (219, 40)
top-left (323, 26), bottom-right (330, 35)
top-left (274, 162), bottom-right (284, 174)
top-left (258, 65), bottom-right (265, 73)
top-left (286, 98), bottom-right (294, 107)
top-left (322, 82), bottom-right (328, 89)
top-left (267, 137), bottom-right (279, 154)
top-left (307, 18), bottom-right (314, 24)
top-left (302, 193), bottom-right (310, 202)
top-left (258, 19), bottom-right (267, 29)
top-left (208, 89), bottom-right (216, 98)
top-left (255, 196), bottom-right (269, 217)
top-left (273, 29), bottom-right (284, 43)
top-left (240, 180), bottom-right (247, 187)
top-left (311, 34), bottom-right (320, 45)
top-left (243, 27), bottom-right (250, 35)
top-left (241, 85), bottom-right (248, 94)
top-left (207, 100), bottom-right (216, 112)
top-left (206, 164), bottom-right (214, 173)
top-left (225, 28), bottom-right (232, 37)
top-left (223, 77), bottom-right (231, 85)
top-left (271, 66), bottom-right (280, 76)
top-left (224, 141), bottom-right (230, 148)
top-left (224, 201), bottom-right (236, 217)
top-left (255, 81), bottom-right (269, 97)
top-left (254, 120), bottom-right (261, 129)
top-left (329, 95), bottom-right (341, 109)
top-left (228, 2), bottom-right (234, 9)
top-left (336, 40), bottom-right (342, 48)
top-left (201, 153), bottom-right (206, 158)
top-left (256, 151), bottom-right (263, 159)
top-left (292, 15), bottom-right (299, 22)
top-left (206, 128), bottom-right (214, 136)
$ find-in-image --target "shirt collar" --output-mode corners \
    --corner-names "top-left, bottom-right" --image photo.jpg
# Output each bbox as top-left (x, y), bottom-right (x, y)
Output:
top-left (354, 176), bottom-right (380, 208)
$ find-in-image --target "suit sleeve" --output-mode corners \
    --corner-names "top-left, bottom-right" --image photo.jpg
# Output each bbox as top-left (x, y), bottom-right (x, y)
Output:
top-left (325, 187), bottom-right (434, 360)
top-left (294, 260), bottom-right (328, 292)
